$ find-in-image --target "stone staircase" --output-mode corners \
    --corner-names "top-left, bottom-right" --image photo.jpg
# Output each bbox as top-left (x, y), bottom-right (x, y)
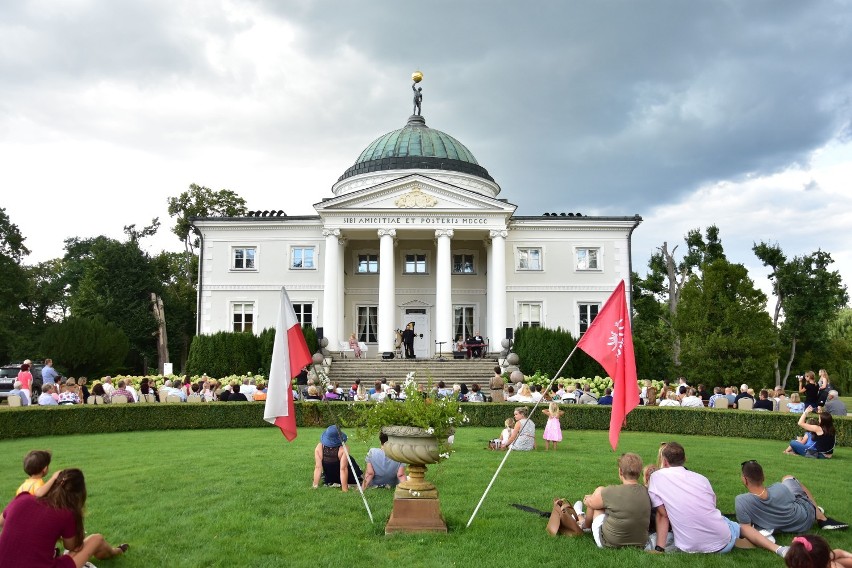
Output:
top-left (325, 357), bottom-right (499, 391)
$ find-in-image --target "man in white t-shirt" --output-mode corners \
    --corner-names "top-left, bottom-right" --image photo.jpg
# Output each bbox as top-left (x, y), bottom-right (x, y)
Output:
top-left (680, 388), bottom-right (703, 408)
top-left (647, 442), bottom-right (790, 558)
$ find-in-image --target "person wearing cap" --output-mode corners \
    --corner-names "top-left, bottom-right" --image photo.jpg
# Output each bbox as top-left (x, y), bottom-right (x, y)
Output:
top-left (736, 460), bottom-right (848, 532)
top-left (313, 426), bottom-right (362, 491)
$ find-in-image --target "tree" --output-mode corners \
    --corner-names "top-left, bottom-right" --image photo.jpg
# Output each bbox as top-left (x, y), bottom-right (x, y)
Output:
top-left (64, 236), bottom-right (160, 372)
top-left (123, 217), bottom-right (160, 243)
top-left (167, 184), bottom-right (247, 255)
top-left (40, 317), bottom-right (129, 377)
top-left (151, 251), bottom-right (198, 373)
top-left (0, 208), bottom-right (31, 362)
top-left (637, 225), bottom-right (725, 369)
top-left (753, 242), bottom-right (849, 388)
top-left (631, 272), bottom-right (674, 380)
top-left (674, 259), bottom-right (776, 387)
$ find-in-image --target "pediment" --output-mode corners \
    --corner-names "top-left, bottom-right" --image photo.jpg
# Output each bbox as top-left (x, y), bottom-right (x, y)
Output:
top-left (315, 175), bottom-right (516, 214)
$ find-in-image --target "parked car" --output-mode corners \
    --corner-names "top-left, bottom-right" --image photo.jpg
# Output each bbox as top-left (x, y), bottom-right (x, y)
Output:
top-left (0, 362), bottom-right (44, 400)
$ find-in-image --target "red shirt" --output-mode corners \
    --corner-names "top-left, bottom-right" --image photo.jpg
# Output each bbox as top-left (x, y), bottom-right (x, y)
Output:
top-left (0, 493), bottom-right (77, 568)
top-left (16, 371), bottom-right (32, 391)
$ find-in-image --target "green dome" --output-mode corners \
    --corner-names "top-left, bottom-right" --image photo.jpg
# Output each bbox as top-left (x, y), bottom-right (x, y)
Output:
top-left (338, 115), bottom-right (494, 183)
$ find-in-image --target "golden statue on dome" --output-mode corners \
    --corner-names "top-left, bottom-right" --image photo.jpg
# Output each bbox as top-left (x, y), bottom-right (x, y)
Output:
top-left (412, 71), bottom-right (423, 115)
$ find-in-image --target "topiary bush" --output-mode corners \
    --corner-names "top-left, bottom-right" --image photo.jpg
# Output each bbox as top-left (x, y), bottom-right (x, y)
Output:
top-left (1, 403), bottom-right (848, 446)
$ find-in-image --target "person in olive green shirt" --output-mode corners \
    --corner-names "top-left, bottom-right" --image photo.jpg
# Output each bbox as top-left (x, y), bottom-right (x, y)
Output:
top-left (577, 453), bottom-right (651, 548)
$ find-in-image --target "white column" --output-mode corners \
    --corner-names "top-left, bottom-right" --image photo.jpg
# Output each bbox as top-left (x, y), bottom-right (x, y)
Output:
top-left (378, 229), bottom-right (396, 353)
top-left (322, 229), bottom-right (341, 348)
top-left (489, 229), bottom-right (508, 350)
top-left (486, 235), bottom-right (494, 344)
top-left (338, 237), bottom-right (345, 343)
top-left (435, 229), bottom-right (454, 350)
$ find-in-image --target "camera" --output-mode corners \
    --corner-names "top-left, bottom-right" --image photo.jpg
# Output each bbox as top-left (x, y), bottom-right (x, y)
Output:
top-left (796, 375), bottom-right (804, 381)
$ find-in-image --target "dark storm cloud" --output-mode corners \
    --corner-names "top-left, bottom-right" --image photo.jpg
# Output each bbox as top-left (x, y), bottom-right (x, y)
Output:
top-left (267, 1), bottom-right (852, 215)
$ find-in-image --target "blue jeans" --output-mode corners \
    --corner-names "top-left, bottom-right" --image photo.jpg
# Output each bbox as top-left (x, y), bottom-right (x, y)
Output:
top-left (789, 440), bottom-right (829, 458)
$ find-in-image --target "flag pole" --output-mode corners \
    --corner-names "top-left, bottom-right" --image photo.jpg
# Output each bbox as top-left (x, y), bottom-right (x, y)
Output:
top-left (312, 362), bottom-right (374, 523)
top-left (466, 343), bottom-right (580, 528)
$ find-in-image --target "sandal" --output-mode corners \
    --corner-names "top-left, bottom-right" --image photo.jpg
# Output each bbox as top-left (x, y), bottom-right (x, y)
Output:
top-left (117, 544), bottom-right (130, 554)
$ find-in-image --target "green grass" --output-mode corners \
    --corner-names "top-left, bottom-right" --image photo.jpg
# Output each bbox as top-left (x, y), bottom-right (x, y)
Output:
top-left (0, 428), bottom-right (849, 568)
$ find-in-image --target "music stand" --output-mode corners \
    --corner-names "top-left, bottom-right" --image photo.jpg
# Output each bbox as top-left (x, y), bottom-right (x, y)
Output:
top-left (434, 341), bottom-right (447, 361)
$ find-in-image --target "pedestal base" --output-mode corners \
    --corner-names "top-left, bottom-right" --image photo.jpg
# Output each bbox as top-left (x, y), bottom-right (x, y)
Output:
top-left (385, 498), bottom-right (448, 534)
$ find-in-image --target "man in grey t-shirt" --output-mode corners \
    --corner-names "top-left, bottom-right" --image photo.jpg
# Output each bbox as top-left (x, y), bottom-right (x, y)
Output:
top-left (736, 460), bottom-right (847, 532)
top-left (363, 433), bottom-right (406, 489)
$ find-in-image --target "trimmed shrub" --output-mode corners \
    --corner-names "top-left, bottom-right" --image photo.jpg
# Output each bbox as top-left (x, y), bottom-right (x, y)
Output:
top-left (1, 403), bottom-right (848, 446)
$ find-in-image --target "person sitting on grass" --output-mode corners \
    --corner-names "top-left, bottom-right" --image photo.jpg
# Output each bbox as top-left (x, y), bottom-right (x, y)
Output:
top-left (784, 535), bottom-right (852, 568)
top-left (17, 450), bottom-right (56, 496)
top-left (363, 433), bottom-right (406, 489)
top-left (489, 417), bottom-right (515, 450)
top-left (736, 460), bottom-right (848, 534)
top-left (505, 407), bottom-right (536, 451)
top-left (0, 468), bottom-right (129, 567)
top-left (785, 407), bottom-right (836, 459)
top-left (313, 426), bottom-right (362, 492)
top-left (647, 441), bottom-right (790, 557)
top-left (574, 452), bottom-right (650, 548)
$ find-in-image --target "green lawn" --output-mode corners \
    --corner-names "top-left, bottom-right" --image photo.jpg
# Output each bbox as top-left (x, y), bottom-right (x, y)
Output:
top-left (0, 427), bottom-right (848, 568)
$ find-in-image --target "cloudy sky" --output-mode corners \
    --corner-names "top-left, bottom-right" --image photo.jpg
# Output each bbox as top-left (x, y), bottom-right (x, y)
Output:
top-left (2, 0), bottom-right (851, 301)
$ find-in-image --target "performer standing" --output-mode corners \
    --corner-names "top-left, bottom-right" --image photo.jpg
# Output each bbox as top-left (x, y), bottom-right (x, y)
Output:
top-left (402, 322), bottom-right (416, 359)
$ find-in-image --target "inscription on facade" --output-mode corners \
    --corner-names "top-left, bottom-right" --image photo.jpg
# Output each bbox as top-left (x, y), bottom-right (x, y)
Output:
top-left (340, 216), bottom-right (488, 226)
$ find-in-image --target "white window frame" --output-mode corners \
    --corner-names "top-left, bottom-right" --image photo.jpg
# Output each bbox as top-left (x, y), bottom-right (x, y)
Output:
top-left (232, 302), bottom-right (255, 333)
top-left (231, 246), bottom-right (257, 271)
top-left (292, 302), bottom-right (314, 326)
top-left (403, 250), bottom-right (430, 275)
top-left (578, 302), bottom-right (601, 335)
top-left (452, 251), bottom-right (477, 275)
top-left (356, 305), bottom-right (379, 343)
top-left (518, 301), bottom-right (543, 328)
top-left (453, 305), bottom-right (476, 342)
top-left (516, 247), bottom-right (543, 271)
top-left (355, 251), bottom-right (380, 274)
top-left (290, 246), bottom-right (316, 270)
top-left (575, 247), bottom-right (601, 271)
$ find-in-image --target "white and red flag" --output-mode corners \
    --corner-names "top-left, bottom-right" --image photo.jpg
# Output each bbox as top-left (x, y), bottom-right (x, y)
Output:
top-left (264, 287), bottom-right (312, 441)
top-left (577, 280), bottom-right (639, 450)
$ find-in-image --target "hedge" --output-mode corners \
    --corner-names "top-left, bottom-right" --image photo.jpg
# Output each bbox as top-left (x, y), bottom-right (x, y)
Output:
top-left (0, 403), bottom-right (848, 446)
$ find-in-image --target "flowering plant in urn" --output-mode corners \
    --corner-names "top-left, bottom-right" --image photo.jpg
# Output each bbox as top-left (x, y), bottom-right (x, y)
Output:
top-left (351, 373), bottom-right (466, 462)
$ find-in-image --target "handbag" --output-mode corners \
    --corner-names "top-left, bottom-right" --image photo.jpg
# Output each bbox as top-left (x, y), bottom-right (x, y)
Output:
top-left (546, 499), bottom-right (584, 536)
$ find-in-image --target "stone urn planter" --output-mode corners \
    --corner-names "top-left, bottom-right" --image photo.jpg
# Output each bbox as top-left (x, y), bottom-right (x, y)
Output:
top-left (381, 425), bottom-right (448, 534)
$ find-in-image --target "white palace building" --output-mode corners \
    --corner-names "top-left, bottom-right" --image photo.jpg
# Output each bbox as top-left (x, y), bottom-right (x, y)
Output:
top-left (192, 93), bottom-right (642, 358)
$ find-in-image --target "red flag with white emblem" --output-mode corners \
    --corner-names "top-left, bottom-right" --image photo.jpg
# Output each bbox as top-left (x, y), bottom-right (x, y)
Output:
top-left (577, 280), bottom-right (638, 450)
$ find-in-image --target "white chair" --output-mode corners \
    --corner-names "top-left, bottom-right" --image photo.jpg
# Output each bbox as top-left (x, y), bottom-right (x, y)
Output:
top-left (776, 396), bottom-right (789, 412)
top-left (712, 397), bottom-right (729, 409)
top-left (7, 395), bottom-right (22, 407)
top-left (143, 393), bottom-right (158, 403)
top-left (111, 394), bottom-right (128, 404)
top-left (737, 398), bottom-right (754, 410)
top-left (186, 393), bottom-right (202, 403)
top-left (166, 394), bottom-right (182, 403)
top-left (87, 395), bottom-right (106, 405)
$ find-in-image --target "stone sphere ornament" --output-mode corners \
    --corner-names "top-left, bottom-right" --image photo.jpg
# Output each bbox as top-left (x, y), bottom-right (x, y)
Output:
top-left (312, 353), bottom-right (324, 365)
top-left (510, 370), bottom-right (525, 383)
top-left (501, 338), bottom-right (512, 349)
top-left (320, 337), bottom-right (329, 348)
top-left (506, 352), bottom-right (520, 366)
top-left (412, 70), bottom-right (423, 83)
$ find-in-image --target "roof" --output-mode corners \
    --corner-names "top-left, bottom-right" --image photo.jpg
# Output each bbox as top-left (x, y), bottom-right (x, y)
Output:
top-left (337, 115), bottom-right (494, 183)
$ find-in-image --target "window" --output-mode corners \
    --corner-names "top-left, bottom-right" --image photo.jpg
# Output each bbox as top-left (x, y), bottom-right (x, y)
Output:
top-left (233, 247), bottom-right (256, 270)
top-left (453, 253), bottom-right (475, 274)
top-left (576, 248), bottom-right (600, 270)
top-left (292, 303), bottom-right (313, 326)
top-left (453, 306), bottom-right (474, 341)
top-left (357, 306), bottom-right (378, 343)
top-left (233, 303), bottom-right (254, 333)
top-left (357, 254), bottom-right (379, 274)
top-left (404, 253), bottom-right (427, 274)
top-left (291, 247), bottom-right (315, 269)
top-left (517, 248), bottom-right (542, 271)
top-left (579, 303), bottom-right (600, 334)
top-left (518, 302), bottom-right (542, 328)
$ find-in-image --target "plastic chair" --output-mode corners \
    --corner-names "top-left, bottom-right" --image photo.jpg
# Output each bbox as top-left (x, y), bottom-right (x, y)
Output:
top-left (111, 394), bottom-right (128, 404)
top-left (712, 397), bottom-right (729, 409)
top-left (166, 394), bottom-right (182, 403)
top-left (737, 398), bottom-right (754, 410)
top-left (187, 393), bottom-right (202, 403)
top-left (7, 395), bottom-right (22, 407)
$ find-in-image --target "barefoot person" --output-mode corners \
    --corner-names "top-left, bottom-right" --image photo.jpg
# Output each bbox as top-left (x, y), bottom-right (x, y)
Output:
top-left (0, 468), bottom-right (129, 567)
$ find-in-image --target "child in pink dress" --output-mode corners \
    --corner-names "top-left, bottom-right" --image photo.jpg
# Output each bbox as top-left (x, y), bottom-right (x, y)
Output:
top-left (542, 402), bottom-right (564, 450)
